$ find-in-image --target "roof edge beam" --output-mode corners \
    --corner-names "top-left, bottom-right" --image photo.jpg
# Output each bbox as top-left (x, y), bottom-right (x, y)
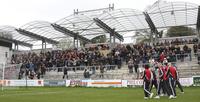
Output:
top-left (16, 28), bottom-right (59, 45)
top-left (143, 12), bottom-right (158, 34)
top-left (93, 18), bottom-right (124, 41)
top-left (51, 23), bottom-right (92, 43)
top-left (0, 36), bottom-right (32, 47)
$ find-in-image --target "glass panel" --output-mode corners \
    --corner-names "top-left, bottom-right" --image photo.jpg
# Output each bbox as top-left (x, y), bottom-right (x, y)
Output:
top-left (147, 1), bottom-right (198, 28)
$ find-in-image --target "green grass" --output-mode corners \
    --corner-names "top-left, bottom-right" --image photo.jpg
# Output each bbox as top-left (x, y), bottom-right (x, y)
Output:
top-left (0, 87), bottom-right (200, 102)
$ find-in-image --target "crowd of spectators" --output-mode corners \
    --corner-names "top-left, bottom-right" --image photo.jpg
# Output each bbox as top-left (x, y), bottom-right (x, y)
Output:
top-left (11, 38), bottom-right (200, 79)
top-left (12, 44), bottom-right (121, 79)
top-left (156, 38), bottom-right (198, 46)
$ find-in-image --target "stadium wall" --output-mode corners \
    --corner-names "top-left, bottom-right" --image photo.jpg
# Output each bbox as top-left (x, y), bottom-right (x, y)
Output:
top-left (0, 46), bottom-right (11, 64)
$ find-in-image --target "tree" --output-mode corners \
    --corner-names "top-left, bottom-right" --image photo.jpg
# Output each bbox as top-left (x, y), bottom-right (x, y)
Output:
top-left (91, 35), bottom-right (106, 43)
top-left (80, 40), bottom-right (87, 48)
top-left (158, 30), bottom-right (163, 38)
top-left (136, 36), bottom-right (150, 44)
top-left (133, 30), bottom-right (151, 44)
top-left (166, 26), bottom-right (196, 37)
top-left (57, 38), bottom-right (73, 50)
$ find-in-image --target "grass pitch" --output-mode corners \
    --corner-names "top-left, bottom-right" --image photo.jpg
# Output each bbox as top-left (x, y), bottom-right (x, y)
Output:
top-left (0, 87), bottom-right (200, 102)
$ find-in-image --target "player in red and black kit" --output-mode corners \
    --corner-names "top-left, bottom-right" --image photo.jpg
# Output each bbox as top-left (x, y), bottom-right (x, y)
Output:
top-left (154, 62), bottom-right (165, 99)
top-left (163, 62), bottom-right (175, 99)
top-left (141, 64), bottom-right (154, 99)
top-left (150, 67), bottom-right (158, 91)
top-left (166, 63), bottom-right (177, 98)
top-left (175, 71), bottom-right (184, 93)
top-left (149, 61), bottom-right (158, 92)
top-left (173, 64), bottom-right (184, 93)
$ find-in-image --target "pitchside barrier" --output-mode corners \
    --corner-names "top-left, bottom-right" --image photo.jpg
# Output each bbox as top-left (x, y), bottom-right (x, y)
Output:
top-left (193, 76), bottom-right (200, 86)
top-left (0, 77), bottom-right (195, 87)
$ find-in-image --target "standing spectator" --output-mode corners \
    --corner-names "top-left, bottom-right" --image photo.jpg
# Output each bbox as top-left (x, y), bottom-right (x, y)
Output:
top-left (18, 63), bottom-right (26, 79)
top-left (83, 68), bottom-right (88, 78)
top-left (128, 59), bottom-right (133, 73)
top-left (159, 52), bottom-right (165, 63)
top-left (188, 48), bottom-right (192, 61)
top-left (41, 63), bottom-right (46, 78)
top-left (197, 49), bottom-right (200, 64)
top-left (99, 64), bottom-right (105, 78)
top-left (134, 56), bottom-right (140, 76)
top-left (63, 67), bottom-right (68, 79)
top-left (193, 44), bottom-right (198, 56)
top-left (183, 44), bottom-right (188, 54)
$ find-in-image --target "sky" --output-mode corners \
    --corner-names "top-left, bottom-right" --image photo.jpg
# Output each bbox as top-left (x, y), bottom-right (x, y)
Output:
top-left (0, 0), bottom-right (200, 27)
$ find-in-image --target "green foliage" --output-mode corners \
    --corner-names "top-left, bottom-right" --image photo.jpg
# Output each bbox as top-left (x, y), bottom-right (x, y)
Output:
top-left (80, 40), bottom-right (86, 47)
top-left (167, 26), bottom-right (196, 37)
top-left (158, 30), bottom-right (163, 38)
top-left (58, 38), bottom-right (73, 50)
top-left (91, 35), bottom-right (106, 43)
top-left (136, 37), bottom-right (150, 44)
top-left (135, 35), bottom-right (151, 44)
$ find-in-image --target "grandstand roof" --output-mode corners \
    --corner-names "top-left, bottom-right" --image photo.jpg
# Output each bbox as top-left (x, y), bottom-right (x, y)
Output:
top-left (0, 0), bottom-right (199, 49)
top-left (146, 1), bottom-right (198, 29)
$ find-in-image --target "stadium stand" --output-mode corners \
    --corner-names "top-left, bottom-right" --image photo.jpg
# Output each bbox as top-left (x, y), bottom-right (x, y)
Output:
top-left (9, 38), bottom-right (200, 80)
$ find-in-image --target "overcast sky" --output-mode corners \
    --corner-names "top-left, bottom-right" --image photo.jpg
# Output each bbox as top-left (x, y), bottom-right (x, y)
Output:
top-left (0, 0), bottom-right (199, 27)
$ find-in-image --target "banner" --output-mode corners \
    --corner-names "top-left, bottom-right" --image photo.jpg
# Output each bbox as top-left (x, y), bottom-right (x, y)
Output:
top-left (81, 80), bottom-right (89, 87)
top-left (127, 80), bottom-right (143, 86)
top-left (0, 78), bottom-right (196, 87)
top-left (66, 80), bottom-right (89, 87)
top-left (66, 80), bottom-right (71, 87)
top-left (69, 80), bottom-right (82, 87)
top-left (193, 76), bottom-right (200, 86)
top-left (121, 80), bottom-right (127, 87)
top-left (0, 80), bottom-right (3, 85)
top-left (87, 80), bottom-right (122, 87)
top-left (44, 80), bottom-right (65, 86)
top-left (179, 78), bottom-right (193, 86)
top-left (5, 80), bottom-right (43, 86)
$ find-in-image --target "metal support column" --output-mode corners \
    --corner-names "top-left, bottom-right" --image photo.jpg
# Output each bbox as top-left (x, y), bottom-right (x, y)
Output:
top-left (197, 29), bottom-right (200, 42)
top-left (76, 39), bottom-right (79, 48)
top-left (14, 43), bottom-right (17, 51)
top-left (197, 6), bottom-right (200, 42)
top-left (13, 43), bottom-right (18, 55)
top-left (44, 41), bottom-right (47, 52)
top-left (42, 40), bottom-right (44, 52)
top-left (150, 31), bottom-right (153, 46)
top-left (154, 32), bottom-right (158, 44)
top-left (73, 37), bottom-right (76, 48)
top-left (16, 44), bottom-right (19, 50)
top-left (109, 34), bottom-right (112, 49)
top-left (113, 33), bottom-right (116, 48)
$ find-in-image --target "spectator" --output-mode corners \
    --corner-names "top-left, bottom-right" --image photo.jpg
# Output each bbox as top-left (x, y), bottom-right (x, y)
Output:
top-left (128, 59), bottom-right (133, 73)
top-left (99, 64), bottom-right (105, 78)
top-left (63, 67), bottom-right (68, 79)
top-left (193, 44), bottom-right (198, 56)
